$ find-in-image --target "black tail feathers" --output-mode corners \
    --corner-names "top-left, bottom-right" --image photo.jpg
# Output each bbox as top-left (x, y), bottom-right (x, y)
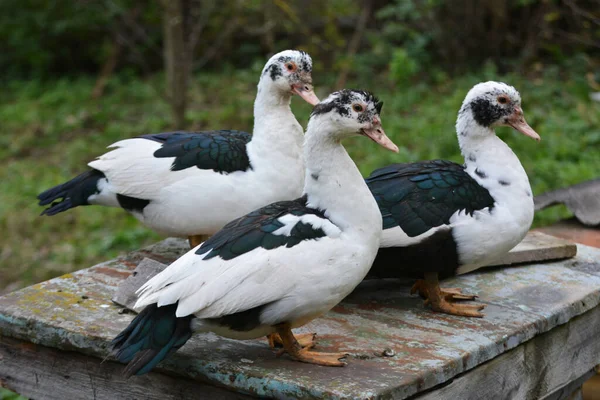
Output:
top-left (37, 169), bottom-right (105, 216)
top-left (111, 303), bottom-right (193, 377)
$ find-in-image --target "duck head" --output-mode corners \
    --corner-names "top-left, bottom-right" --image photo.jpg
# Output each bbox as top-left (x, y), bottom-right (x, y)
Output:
top-left (458, 81), bottom-right (540, 141)
top-left (261, 50), bottom-right (319, 105)
top-left (309, 89), bottom-right (398, 152)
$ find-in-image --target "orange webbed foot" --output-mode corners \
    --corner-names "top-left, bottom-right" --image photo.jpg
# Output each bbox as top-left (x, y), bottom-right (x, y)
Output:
top-left (411, 280), bottom-right (478, 302)
top-left (267, 332), bottom-right (316, 349)
top-left (292, 348), bottom-right (347, 367)
top-left (412, 274), bottom-right (486, 318)
top-left (430, 298), bottom-right (485, 318)
top-left (274, 324), bottom-right (347, 367)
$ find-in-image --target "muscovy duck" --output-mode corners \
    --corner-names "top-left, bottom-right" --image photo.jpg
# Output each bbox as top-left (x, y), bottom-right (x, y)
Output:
top-left (110, 89), bottom-right (398, 375)
top-left (366, 81), bottom-right (540, 317)
top-left (38, 50), bottom-right (319, 248)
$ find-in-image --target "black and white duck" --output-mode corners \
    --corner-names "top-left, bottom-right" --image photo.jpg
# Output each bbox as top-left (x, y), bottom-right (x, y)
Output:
top-left (366, 81), bottom-right (540, 317)
top-left (38, 50), bottom-right (318, 248)
top-left (111, 89), bottom-right (399, 375)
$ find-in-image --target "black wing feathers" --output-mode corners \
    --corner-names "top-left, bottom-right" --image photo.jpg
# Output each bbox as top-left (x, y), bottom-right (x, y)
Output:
top-left (366, 160), bottom-right (495, 236)
top-left (37, 169), bottom-right (105, 216)
top-left (142, 130), bottom-right (252, 174)
top-left (111, 303), bottom-right (193, 377)
top-left (196, 196), bottom-right (330, 261)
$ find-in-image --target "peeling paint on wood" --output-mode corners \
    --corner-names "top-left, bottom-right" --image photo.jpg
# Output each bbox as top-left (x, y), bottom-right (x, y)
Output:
top-left (114, 233), bottom-right (579, 312)
top-left (0, 239), bottom-right (599, 399)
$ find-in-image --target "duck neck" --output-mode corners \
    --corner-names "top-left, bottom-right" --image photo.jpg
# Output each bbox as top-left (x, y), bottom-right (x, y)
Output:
top-left (302, 119), bottom-right (382, 237)
top-left (247, 78), bottom-right (304, 171)
top-left (456, 109), bottom-right (533, 205)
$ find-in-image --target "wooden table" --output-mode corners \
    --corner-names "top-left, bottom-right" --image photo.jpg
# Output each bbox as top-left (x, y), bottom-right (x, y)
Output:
top-left (0, 235), bottom-right (599, 400)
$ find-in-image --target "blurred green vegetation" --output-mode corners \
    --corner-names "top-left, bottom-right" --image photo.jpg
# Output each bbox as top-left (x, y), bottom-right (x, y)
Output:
top-left (1, 0), bottom-right (598, 80)
top-left (2, 61), bottom-right (598, 292)
top-left (0, 0), bottom-right (599, 293)
top-left (0, 388), bottom-right (28, 400)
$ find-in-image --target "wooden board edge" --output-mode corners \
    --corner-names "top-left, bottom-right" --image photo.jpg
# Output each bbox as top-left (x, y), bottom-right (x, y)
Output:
top-left (413, 305), bottom-right (600, 400)
top-left (0, 336), bottom-right (251, 400)
top-left (487, 243), bottom-right (578, 267)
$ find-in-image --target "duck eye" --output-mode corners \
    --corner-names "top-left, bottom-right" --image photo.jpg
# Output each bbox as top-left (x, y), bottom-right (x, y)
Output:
top-left (498, 96), bottom-right (509, 104)
top-left (285, 62), bottom-right (296, 72)
top-left (352, 104), bottom-right (363, 112)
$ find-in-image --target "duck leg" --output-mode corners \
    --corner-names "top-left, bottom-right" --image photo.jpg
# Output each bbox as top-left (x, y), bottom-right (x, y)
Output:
top-left (188, 235), bottom-right (209, 248)
top-left (412, 272), bottom-right (485, 318)
top-left (267, 332), bottom-right (316, 349)
top-left (411, 278), bottom-right (478, 302)
top-left (275, 323), bottom-right (347, 367)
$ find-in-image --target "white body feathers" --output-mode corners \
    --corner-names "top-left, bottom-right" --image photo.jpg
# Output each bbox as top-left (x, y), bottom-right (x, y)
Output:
top-left (87, 70), bottom-right (305, 237)
top-left (134, 116), bottom-right (383, 339)
top-left (381, 82), bottom-right (534, 275)
top-left (452, 132), bottom-right (534, 274)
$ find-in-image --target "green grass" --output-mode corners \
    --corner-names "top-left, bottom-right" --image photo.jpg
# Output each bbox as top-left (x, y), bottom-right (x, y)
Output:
top-left (0, 388), bottom-right (28, 400)
top-left (1, 64), bottom-right (598, 293)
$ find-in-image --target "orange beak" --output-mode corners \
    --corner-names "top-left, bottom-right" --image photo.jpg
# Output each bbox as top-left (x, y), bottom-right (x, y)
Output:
top-left (292, 84), bottom-right (320, 106)
top-left (361, 123), bottom-right (399, 153)
top-left (507, 107), bottom-right (541, 141)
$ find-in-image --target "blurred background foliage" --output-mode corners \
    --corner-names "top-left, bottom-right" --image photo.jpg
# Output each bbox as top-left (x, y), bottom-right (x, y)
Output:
top-left (0, 0), bottom-right (599, 294)
top-left (1, 0), bottom-right (598, 80)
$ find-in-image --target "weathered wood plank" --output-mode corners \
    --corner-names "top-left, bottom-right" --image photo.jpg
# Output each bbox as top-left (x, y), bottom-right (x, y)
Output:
top-left (0, 239), bottom-right (599, 399)
top-left (487, 231), bottom-right (577, 267)
top-left (0, 336), bottom-right (250, 400)
top-left (112, 258), bottom-right (166, 310)
top-left (414, 305), bottom-right (600, 400)
top-left (113, 232), bottom-right (578, 311)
